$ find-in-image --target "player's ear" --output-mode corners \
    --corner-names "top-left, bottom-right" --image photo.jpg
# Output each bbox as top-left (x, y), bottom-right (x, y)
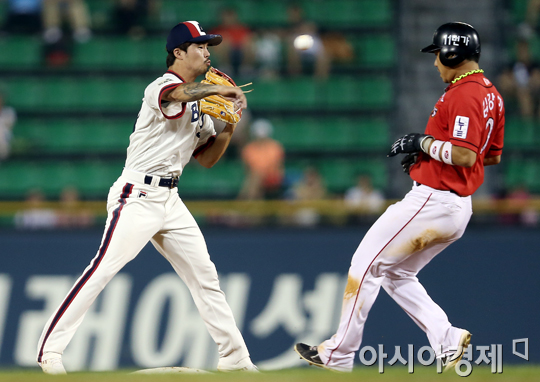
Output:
top-left (173, 48), bottom-right (184, 60)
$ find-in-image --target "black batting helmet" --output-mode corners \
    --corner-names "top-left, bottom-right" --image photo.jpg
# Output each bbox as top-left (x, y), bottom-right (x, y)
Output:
top-left (421, 22), bottom-right (481, 67)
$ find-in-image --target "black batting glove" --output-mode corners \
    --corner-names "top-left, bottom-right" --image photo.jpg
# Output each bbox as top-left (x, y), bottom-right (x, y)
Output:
top-left (387, 133), bottom-right (433, 157)
top-left (401, 153), bottom-right (418, 175)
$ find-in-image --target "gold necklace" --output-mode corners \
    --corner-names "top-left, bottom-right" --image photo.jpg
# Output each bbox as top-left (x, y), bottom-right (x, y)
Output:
top-left (452, 69), bottom-right (484, 84)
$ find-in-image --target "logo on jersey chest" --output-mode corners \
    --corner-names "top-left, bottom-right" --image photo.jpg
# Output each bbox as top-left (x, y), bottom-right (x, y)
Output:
top-left (431, 107), bottom-right (438, 117)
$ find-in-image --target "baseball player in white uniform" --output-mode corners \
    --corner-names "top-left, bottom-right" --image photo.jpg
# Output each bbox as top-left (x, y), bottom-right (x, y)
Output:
top-left (37, 21), bottom-right (257, 374)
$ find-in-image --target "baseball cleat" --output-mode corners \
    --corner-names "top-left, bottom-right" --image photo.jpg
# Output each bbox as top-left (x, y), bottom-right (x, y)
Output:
top-left (39, 353), bottom-right (66, 375)
top-left (294, 343), bottom-right (330, 370)
top-left (217, 357), bottom-right (259, 372)
top-left (442, 330), bottom-right (472, 372)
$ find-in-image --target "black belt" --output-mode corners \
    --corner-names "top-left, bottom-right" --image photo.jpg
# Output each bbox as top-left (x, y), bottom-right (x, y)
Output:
top-left (414, 181), bottom-right (459, 196)
top-left (144, 175), bottom-right (179, 189)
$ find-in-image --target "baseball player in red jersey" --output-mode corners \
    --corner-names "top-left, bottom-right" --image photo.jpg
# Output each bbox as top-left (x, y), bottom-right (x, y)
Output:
top-left (36, 21), bottom-right (257, 374)
top-left (295, 22), bottom-right (504, 372)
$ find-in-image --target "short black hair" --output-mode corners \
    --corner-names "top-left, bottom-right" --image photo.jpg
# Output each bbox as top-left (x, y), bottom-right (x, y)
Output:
top-left (166, 42), bottom-right (192, 68)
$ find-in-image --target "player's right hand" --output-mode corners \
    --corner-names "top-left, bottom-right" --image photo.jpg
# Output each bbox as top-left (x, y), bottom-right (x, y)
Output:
top-left (401, 153), bottom-right (418, 174)
top-left (219, 86), bottom-right (247, 111)
top-left (387, 133), bottom-right (433, 157)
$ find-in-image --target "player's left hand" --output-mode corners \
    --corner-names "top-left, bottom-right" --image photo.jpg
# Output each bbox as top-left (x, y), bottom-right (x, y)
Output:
top-left (401, 153), bottom-right (418, 174)
top-left (387, 133), bottom-right (433, 157)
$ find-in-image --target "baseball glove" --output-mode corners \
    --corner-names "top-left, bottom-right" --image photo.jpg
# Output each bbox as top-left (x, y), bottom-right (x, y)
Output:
top-left (200, 67), bottom-right (251, 124)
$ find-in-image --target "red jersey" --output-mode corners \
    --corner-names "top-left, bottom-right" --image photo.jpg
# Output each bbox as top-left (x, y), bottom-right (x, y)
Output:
top-left (410, 72), bottom-right (505, 196)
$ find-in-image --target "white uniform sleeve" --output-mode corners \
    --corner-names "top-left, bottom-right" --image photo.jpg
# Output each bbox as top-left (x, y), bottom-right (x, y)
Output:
top-left (193, 113), bottom-right (217, 158)
top-left (144, 76), bottom-right (186, 120)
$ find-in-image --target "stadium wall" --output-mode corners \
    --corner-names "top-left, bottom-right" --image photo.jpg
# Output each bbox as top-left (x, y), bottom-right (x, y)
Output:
top-left (0, 226), bottom-right (536, 371)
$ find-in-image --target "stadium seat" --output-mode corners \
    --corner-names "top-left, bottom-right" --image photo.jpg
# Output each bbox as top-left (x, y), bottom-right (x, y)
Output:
top-left (4, 77), bottom-right (150, 112)
top-left (0, 36), bottom-right (42, 68)
top-left (353, 35), bottom-right (396, 67)
top-left (324, 77), bottom-right (393, 109)
top-left (317, 159), bottom-right (388, 193)
top-left (177, 160), bottom-right (244, 198)
top-left (304, 0), bottom-right (392, 28)
top-left (504, 117), bottom-right (537, 149)
top-left (271, 117), bottom-right (390, 152)
top-left (13, 118), bottom-right (133, 154)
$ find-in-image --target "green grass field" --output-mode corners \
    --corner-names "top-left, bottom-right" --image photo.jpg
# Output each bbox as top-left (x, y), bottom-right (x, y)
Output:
top-left (0, 366), bottom-right (538, 382)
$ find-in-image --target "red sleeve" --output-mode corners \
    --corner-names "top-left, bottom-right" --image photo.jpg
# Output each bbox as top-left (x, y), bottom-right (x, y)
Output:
top-left (446, 89), bottom-right (484, 153)
top-left (487, 112), bottom-right (504, 156)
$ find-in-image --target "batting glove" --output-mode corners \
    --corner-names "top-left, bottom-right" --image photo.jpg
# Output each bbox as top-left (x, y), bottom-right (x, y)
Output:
top-left (401, 153), bottom-right (418, 175)
top-left (387, 133), bottom-right (433, 157)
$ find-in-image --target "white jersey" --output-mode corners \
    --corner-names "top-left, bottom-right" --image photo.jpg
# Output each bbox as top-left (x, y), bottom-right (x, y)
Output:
top-left (125, 70), bottom-right (216, 177)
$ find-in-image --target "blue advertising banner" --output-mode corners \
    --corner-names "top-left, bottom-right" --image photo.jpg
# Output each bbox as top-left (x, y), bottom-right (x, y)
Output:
top-left (0, 226), bottom-right (537, 372)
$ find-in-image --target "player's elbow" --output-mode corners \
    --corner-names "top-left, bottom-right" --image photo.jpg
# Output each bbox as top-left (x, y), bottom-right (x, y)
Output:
top-left (452, 147), bottom-right (477, 168)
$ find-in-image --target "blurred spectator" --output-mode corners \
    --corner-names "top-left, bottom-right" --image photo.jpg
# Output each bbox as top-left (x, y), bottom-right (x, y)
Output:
top-left (289, 166), bottom-right (328, 226)
top-left (517, 0), bottom-right (540, 40)
top-left (284, 4), bottom-right (330, 79)
top-left (55, 186), bottom-right (95, 228)
top-left (42, 0), bottom-right (92, 43)
top-left (497, 39), bottom-right (540, 119)
top-left (41, 0), bottom-right (92, 66)
top-left (0, 92), bottom-right (17, 161)
top-left (498, 184), bottom-right (539, 226)
top-left (110, 0), bottom-right (160, 38)
top-left (238, 119), bottom-right (284, 200)
top-left (253, 28), bottom-right (282, 79)
top-left (321, 32), bottom-right (354, 66)
top-left (14, 189), bottom-right (57, 229)
top-left (344, 174), bottom-right (385, 213)
top-left (2, 0), bottom-right (43, 35)
top-left (291, 166), bottom-right (327, 201)
top-left (210, 7), bottom-right (255, 78)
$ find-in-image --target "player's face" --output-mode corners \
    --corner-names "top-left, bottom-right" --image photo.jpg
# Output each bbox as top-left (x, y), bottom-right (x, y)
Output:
top-left (185, 43), bottom-right (211, 76)
top-left (433, 52), bottom-right (452, 83)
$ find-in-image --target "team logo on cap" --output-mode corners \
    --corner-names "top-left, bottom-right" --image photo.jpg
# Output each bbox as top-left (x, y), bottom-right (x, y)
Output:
top-left (183, 21), bottom-right (206, 37)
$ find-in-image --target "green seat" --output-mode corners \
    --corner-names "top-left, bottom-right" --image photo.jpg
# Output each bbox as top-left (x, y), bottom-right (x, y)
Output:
top-left (0, 36), bottom-right (42, 68)
top-left (272, 117), bottom-right (322, 150)
top-left (247, 80), bottom-right (283, 109)
top-left (504, 117), bottom-right (536, 149)
top-left (272, 117), bottom-right (390, 152)
top-left (324, 77), bottom-right (393, 109)
top-left (6, 76), bottom-right (148, 112)
top-left (72, 37), bottom-right (160, 69)
top-left (84, 120), bottom-right (132, 153)
top-left (39, 162), bottom-right (81, 197)
top-left (0, 162), bottom-right (40, 197)
top-left (318, 159), bottom-right (388, 193)
top-left (244, 0), bottom-right (289, 26)
top-left (160, 0), bottom-right (218, 27)
top-left (504, 158), bottom-right (540, 193)
top-left (305, 0), bottom-right (392, 28)
top-left (249, 78), bottom-right (320, 110)
top-left (349, 118), bottom-right (391, 150)
top-left (178, 160), bottom-right (243, 198)
top-left (353, 35), bottom-right (396, 68)
top-left (73, 161), bottom-right (123, 197)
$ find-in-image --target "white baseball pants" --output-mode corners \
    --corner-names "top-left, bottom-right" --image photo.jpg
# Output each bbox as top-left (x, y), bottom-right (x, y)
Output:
top-left (37, 169), bottom-right (250, 368)
top-left (318, 183), bottom-right (473, 371)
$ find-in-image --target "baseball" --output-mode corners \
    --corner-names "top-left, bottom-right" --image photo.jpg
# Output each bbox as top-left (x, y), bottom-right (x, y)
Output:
top-left (294, 34), bottom-right (314, 50)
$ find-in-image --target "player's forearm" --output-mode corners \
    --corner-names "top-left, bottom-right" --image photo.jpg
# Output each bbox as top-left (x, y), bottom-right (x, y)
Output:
top-left (423, 138), bottom-right (476, 167)
top-left (484, 155), bottom-right (501, 166)
top-left (196, 124), bottom-right (236, 168)
top-left (165, 83), bottom-right (221, 102)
